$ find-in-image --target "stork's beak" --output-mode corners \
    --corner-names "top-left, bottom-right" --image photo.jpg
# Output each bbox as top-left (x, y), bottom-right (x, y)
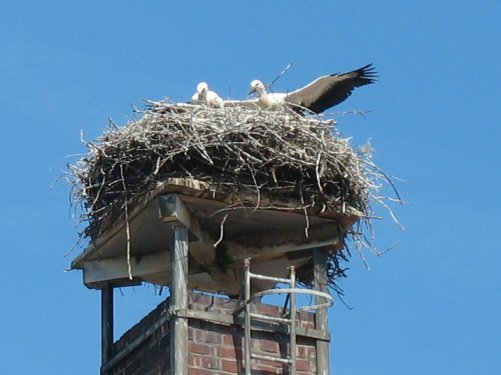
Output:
top-left (248, 87), bottom-right (257, 96)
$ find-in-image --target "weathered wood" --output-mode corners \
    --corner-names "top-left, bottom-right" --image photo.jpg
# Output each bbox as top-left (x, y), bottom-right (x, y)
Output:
top-left (159, 194), bottom-right (217, 266)
top-left (74, 188), bottom-right (354, 295)
top-left (232, 221), bottom-right (341, 249)
top-left (176, 308), bottom-right (330, 341)
top-left (244, 260), bottom-right (252, 375)
top-left (160, 195), bottom-right (340, 265)
top-left (227, 227), bottom-right (340, 264)
top-left (71, 179), bottom-right (360, 270)
top-left (289, 266), bottom-right (297, 375)
top-left (159, 194), bottom-right (242, 295)
top-left (70, 179), bottom-right (213, 270)
top-left (313, 248), bottom-right (330, 375)
top-left (79, 248), bottom-right (311, 294)
top-left (169, 224), bottom-right (188, 375)
top-left (83, 251), bottom-right (170, 288)
top-left (101, 285), bottom-right (114, 373)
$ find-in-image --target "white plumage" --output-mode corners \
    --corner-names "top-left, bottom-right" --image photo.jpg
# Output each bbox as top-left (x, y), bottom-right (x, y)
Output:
top-left (248, 80), bottom-right (287, 108)
top-left (190, 82), bottom-right (224, 108)
top-left (249, 64), bottom-right (377, 114)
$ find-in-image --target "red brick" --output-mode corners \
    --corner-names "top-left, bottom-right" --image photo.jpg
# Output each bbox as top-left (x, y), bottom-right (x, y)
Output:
top-left (190, 355), bottom-right (220, 370)
top-left (297, 345), bottom-right (314, 359)
top-left (221, 359), bottom-right (239, 372)
top-left (256, 358), bottom-right (284, 369)
top-left (188, 327), bottom-right (198, 340)
top-left (217, 345), bottom-right (242, 359)
top-left (188, 355), bottom-right (197, 367)
top-left (255, 303), bottom-right (280, 315)
top-left (188, 368), bottom-right (215, 375)
top-left (296, 358), bottom-right (314, 372)
top-left (252, 364), bottom-right (282, 374)
top-left (222, 334), bottom-right (236, 346)
top-left (195, 330), bottom-right (222, 344)
top-left (189, 342), bottom-right (211, 355)
top-left (297, 345), bottom-right (306, 358)
top-left (300, 318), bottom-right (315, 329)
top-left (260, 339), bottom-right (279, 353)
top-left (189, 294), bottom-right (212, 307)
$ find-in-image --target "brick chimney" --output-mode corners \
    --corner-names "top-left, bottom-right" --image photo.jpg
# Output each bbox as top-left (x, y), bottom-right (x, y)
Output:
top-left (107, 293), bottom-right (324, 374)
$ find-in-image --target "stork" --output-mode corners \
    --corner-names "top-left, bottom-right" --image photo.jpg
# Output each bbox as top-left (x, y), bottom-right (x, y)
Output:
top-left (190, 82), bottom-right (224, 108)
top-left (249, 64), bottom-right (377, 114)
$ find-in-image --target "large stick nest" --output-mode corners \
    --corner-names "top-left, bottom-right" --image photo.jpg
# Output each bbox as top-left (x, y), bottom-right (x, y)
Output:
top-left (68, 102), bottom-right (391, 291)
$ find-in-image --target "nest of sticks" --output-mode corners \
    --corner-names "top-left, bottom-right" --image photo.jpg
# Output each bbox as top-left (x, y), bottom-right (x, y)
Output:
top-left (68, 102), bottom-right (395, 291)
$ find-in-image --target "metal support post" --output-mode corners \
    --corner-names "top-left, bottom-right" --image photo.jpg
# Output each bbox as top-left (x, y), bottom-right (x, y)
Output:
top-left (169, 223), bottom-right (189, 375)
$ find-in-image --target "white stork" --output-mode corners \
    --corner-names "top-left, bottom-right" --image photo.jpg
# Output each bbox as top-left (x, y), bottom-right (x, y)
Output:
top-left (190, 82), bottom-right (224, 108)
top-left (249, 64), bottom-right (377, 114)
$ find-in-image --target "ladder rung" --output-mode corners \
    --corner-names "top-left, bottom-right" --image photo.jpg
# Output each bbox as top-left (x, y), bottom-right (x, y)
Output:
top-left (251, 353), bottom-right (292, 364)
top-left (250, 312), bottom-right (292, 324)
top-left (249, 272), bottom-right (291, 284)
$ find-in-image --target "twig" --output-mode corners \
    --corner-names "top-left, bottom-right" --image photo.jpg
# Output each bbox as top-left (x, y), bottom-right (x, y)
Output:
top-left (268, 62), bottom-right (294, 90)
top-left (213, 213), bottom-right (229, 248)
top-left (120, 164), bottom-right (133, 280)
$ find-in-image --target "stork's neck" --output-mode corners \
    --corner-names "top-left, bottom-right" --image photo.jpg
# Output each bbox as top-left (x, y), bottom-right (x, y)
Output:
top-left (198, 91), bottom-right (207, 101)
top-left (257, 86), bottom-right (267, 97)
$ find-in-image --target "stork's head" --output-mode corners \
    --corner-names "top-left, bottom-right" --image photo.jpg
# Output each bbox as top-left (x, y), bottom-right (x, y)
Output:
top-left (197, 82), bottom-right (209, 95)
top-left (249, 80), bottom-right (266, 96)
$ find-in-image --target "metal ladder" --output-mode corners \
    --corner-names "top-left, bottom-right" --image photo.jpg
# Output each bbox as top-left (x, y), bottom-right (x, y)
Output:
top-left (240, 258), bottom-right (335, 375)
top-left (242, 258), bottom-right (298, 375)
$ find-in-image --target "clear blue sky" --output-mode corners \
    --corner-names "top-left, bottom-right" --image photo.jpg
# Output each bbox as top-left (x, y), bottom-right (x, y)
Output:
top-left (1, 1), bottom-right (499, 374)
